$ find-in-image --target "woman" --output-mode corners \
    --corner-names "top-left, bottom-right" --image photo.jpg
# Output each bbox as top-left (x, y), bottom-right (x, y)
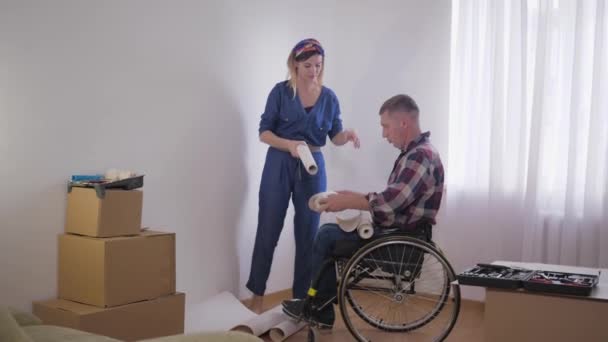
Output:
top-left (246, 38), bottom-right (360, 313)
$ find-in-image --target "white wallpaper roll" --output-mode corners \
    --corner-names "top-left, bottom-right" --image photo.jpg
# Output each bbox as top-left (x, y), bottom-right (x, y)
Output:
top-left (296, 144), bottom-right (318, 175)
top-left (357, 222), bottom-right (374, 239)
top-left (336, 209), bottom-right (362, 232)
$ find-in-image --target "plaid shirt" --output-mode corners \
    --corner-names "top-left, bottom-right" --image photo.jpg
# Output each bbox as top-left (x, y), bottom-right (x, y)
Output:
top-left (366, 132), bottom-right (444, 229)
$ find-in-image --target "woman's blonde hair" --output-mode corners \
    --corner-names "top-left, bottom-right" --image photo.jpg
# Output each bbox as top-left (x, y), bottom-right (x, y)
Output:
top-left (286, 39), bottom-right (325, 98)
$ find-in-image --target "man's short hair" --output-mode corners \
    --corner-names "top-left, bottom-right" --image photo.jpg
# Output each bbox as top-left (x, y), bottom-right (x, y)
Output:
top-left (379, 94), bottom-right (419, 115)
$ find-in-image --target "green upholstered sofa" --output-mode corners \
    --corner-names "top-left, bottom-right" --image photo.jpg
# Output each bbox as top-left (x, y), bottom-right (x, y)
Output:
top-left (0, 307), bottom-right (262, 342)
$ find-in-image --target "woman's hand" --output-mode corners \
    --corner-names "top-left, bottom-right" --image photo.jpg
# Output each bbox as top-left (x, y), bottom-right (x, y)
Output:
top-left (331, 129), bottom-right (361, 148)
top-left (287, 140), bottom-right (307, 158)
top-left (344, 129), bottom-right (361, 148)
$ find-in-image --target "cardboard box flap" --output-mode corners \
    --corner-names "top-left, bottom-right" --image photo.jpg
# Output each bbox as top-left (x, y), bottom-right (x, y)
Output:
top-left (139, 230), bottom-right (173, 238)
top-left (38, 299), bottom-right (105, 315)
top-left (92, 229), bottom-right (173, 242)
top-left (62, 230), bottom-right (174, 242)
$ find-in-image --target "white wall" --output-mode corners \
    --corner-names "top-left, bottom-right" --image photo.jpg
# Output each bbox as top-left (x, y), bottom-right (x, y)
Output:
top-left (0, 0), bottom-right (453, 321)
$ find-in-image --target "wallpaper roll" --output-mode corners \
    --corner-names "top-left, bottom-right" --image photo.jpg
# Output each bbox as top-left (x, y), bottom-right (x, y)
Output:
top-left (297, 144), bottom-right (318, 175)
top-left (336, 209), bottom-right (362, 232)
top-left (357, 222), bottom-right (374, 239)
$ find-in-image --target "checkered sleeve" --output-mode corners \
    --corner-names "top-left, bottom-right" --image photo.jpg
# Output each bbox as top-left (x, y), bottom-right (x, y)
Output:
top-left (367, 151), bottom-right (431, 227)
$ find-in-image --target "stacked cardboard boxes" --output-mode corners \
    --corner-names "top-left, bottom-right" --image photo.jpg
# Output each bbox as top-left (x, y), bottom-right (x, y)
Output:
top-left (33, 185), bottom-right (185, 341)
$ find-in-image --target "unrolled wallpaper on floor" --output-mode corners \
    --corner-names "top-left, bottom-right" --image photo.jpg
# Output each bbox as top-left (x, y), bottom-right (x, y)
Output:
top-left (186, 291), bottom-right (306, 341)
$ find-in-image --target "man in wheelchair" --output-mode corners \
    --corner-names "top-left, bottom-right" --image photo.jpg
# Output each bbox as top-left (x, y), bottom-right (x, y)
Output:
top-left (282, 94), bottom-right (445, 330)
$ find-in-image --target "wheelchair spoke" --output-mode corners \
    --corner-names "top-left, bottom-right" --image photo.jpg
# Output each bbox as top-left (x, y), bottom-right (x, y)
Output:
top-left (347, 285), bottom-right (398, 302)
top-left (346, 263), bottom-right (390, 289)
top-left (400, 271), bottom-right (447, 295)
top-left (400, 255), bottom-right (441, 294)
top-left (365, 250), bottom-right (389, 280)
top-left (398, 240), bottom-right (419, 279)
top-left (385, 242), bottom-right (399, 278)
top-left (347, 290), bottom-right (391, 314)
top-left (406, 292), bottom-right (449, 306)
top-left (356, 257), bottom-right (396, 286)
top-left (397, 241), bottom-right (410, 278)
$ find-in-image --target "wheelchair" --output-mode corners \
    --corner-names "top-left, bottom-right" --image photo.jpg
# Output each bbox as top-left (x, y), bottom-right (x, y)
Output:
top-left (297, 224), bottom-right (461, 342)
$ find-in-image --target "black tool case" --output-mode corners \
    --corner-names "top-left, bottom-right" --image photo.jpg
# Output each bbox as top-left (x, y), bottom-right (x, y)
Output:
top-left (523, 270), bottom-right (599, 296)
top-left (457, 263), bottom-right (534, 289)
top-left (68, 175), bottom-right (144, 199)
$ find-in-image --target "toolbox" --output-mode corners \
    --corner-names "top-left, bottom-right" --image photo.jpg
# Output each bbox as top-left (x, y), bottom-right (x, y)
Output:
top-left (68, 175), bottom-right (144, 199)
top-left (457, 263), bottom-right (534, 289)
top-left (523, 270), bottom-right (600, 296)
top-left (458, 263), bottom-right (600, 297)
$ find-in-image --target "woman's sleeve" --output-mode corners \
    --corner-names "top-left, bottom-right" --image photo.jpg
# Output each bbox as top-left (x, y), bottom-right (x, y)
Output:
top-left (328, 92), bottom-right (343, 139)
top-left (259, 85), bottom-right (281, 134)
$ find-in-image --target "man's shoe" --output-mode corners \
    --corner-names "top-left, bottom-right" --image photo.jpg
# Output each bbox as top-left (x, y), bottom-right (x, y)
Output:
top-left (282, 298), bottom-right (334, 329)
top-left (282, 299), bottom-right (306, 320)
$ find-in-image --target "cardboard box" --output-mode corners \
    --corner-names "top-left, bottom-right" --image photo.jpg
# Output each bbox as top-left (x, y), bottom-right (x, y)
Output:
top-left (58, 231), bottom-right (175, 307)
top-left (482, 261), bottom-right (608, 342)
top-left (33, 293), bottom-right (185, 342)
top-left (485, 288), bottom-right (608, 342)
top-left (66, 187), bottom-right (143, 237)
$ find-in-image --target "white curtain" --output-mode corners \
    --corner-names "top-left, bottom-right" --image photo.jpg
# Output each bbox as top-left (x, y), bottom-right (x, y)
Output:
top-left (445, 0), bottom-right (608, 269)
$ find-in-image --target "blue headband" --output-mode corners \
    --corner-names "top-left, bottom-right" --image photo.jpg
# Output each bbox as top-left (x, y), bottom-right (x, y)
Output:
top-left (292, 38), bottom-right (325, 59)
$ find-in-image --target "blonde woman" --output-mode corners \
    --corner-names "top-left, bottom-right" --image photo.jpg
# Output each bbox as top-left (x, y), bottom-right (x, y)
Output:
top-left (247, 38), bottom-right (359, 313)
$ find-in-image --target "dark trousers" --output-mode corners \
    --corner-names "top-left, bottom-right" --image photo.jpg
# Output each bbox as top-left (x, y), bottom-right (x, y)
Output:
top-left (247, 147), bottom-right (326, 298)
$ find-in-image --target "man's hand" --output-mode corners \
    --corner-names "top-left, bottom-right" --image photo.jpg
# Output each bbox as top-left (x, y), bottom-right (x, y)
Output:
top-left (319, 193), bottom-right (349, 212)
top-left (319, 190), bottom-right (369, 212)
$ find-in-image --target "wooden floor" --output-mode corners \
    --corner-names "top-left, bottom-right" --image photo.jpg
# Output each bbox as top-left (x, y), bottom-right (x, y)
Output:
top-left (243, 290), bottom-right (484, 341)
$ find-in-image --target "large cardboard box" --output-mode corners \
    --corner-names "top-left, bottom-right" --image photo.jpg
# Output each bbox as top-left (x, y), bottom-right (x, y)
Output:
top-left (33, 293), bottom-right (185, 342)
top-left (485, 288), bottom-right (608, 342)
top-left (66, 187), bottom-right (143, 237)
top-left (483, 261), bottom-right (608, 342)
top-left (58, 231), bottom-right (175, 307)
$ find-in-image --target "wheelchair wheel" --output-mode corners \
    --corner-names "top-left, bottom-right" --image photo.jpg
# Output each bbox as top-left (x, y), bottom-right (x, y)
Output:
top-left (307, 326), bottom-right (318, 342)
top-left (338, 236), bottom-right (460, 341)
